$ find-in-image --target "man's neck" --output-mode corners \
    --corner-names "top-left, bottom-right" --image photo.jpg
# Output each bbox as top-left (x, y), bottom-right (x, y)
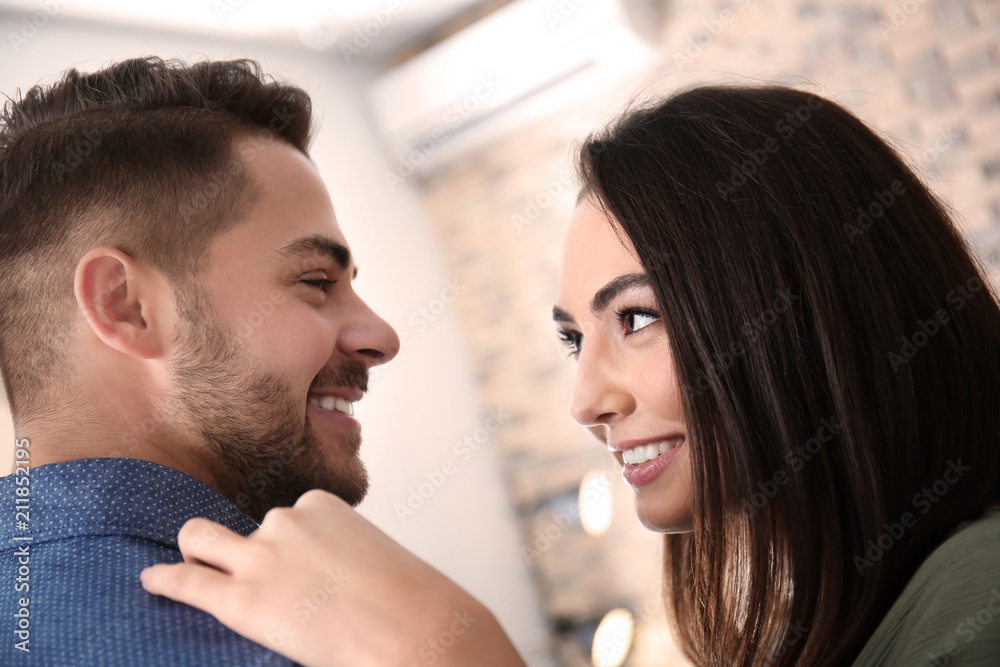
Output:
top-left (11, 414), bottom-right (221, 495)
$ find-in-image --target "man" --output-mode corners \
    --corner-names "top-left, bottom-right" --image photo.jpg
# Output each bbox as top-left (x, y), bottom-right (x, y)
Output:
top-left (0, 56), bottom-right (399, 664)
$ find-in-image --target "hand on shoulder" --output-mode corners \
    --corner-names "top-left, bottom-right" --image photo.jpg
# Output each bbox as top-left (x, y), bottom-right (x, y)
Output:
top-left (140, 489), bottom-right (526, 667)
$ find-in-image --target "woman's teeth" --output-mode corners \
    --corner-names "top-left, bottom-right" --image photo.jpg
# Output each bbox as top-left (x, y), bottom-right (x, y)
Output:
top-left (308, 395), bottom-right (355, 416)
top-left (623, 440), bottom-right (680, 465)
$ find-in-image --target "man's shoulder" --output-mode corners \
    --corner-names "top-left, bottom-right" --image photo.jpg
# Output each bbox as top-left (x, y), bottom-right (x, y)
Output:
top-left (0, 457), bottom-right (260, 547)
top-left (0, 459), bottom-right (292, 665)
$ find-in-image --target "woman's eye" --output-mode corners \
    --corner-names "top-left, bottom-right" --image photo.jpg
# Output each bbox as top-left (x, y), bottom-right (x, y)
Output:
top-left (557, 328), bottom-right (582, 356)
top-left (623, 310), bottom-right (660, 334)
top-left (301, 278), bottom-right (335, 293)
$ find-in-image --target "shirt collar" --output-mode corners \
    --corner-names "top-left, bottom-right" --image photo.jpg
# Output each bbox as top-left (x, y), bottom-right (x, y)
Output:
top-left (0, 457), bottom-right (260, 550)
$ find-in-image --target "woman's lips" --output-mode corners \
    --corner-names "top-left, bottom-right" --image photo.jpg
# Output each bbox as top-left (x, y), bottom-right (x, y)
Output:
top-left (621, 440), bottom-right (685, 487)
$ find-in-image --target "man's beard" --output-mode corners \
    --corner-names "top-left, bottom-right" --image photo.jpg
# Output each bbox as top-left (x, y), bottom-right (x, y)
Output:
top-left (166, 284), bottom-right (369, 523)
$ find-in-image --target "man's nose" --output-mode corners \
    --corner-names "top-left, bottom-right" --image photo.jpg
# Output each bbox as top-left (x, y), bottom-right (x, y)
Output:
top-left (337, 295), bottom-right (400, 368)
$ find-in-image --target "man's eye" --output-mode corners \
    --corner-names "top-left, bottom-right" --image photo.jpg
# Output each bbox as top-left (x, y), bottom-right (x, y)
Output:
top-left (301, 279), bottom-right (335, 293)
top-left (557, 328), bottom-right (582, 356)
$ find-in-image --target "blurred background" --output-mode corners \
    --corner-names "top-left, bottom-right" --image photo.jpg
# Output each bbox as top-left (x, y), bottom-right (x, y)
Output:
top-left (0, 0), bottom-right (997, 665)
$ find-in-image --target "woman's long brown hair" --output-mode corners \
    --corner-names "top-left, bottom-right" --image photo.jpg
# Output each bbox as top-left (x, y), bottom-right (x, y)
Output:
top-left (577, 85), bottom-right (1000, 665)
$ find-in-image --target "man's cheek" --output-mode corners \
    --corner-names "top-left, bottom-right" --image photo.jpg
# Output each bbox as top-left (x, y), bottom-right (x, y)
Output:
top-left (265, 313), bottom-right (338, 373)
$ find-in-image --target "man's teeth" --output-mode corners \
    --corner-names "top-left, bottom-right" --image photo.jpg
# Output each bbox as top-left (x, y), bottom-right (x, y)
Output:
top-left (307, 395), bottom-right (355, 416)
top-left (623, 441), bottom-right (680, 465)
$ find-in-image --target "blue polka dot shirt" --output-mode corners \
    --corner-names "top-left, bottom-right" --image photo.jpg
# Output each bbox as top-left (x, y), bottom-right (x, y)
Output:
top-left (0, 457), bottom-right (298, 666)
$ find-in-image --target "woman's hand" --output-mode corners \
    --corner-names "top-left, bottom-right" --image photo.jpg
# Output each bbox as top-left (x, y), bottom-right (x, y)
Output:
top-left (140, 489), bottom-right (526, 667)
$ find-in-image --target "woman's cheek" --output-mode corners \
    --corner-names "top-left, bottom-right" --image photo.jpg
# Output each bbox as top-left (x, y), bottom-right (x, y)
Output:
top-left (634, 349), bottom-right (675, 400)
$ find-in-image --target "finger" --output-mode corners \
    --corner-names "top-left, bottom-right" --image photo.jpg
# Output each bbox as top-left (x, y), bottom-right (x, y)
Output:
top-left (141, 562), bottom-right (275, 643)
top-left (176, 517), bottom-right (247, 571)
top-left (139, 561), bottom-right (234, 611)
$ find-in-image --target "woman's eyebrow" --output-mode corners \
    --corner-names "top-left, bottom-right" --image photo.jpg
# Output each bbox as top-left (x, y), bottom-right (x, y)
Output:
top-left (552, 305), bottom-right (575, 324)
top-left (590, 273), bottom-right (649, 312)
top-left (552, 273), bottom-right (650, 324)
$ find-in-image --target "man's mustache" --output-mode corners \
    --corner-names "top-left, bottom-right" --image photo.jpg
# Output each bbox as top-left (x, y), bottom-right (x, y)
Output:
top-left (311, 359), bottom-right (368, 394)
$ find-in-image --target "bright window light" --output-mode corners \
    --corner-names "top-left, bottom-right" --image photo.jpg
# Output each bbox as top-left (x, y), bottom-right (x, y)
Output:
top-left (591, 608), bottom-right (635, 667)
top-left (579, 468), bottom-right (613, 537)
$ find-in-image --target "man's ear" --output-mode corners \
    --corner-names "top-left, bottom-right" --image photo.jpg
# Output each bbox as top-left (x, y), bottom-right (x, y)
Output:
top-left (74, 247), bottom-right (172, 360)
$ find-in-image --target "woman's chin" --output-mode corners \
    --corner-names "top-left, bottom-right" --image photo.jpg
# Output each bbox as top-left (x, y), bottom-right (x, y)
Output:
top-left (635, 498), bottom-right (695, 533)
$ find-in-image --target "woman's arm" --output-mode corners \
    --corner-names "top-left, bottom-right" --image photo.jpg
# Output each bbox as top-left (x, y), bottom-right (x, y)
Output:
top-left (140, 489), bottom-right (527, 667)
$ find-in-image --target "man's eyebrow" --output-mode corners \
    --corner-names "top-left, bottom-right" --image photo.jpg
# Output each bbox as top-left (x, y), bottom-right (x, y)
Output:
top-left (274, 235), bottom-right (358, 279)
top-left (552, 273), bottom-right (651, 324)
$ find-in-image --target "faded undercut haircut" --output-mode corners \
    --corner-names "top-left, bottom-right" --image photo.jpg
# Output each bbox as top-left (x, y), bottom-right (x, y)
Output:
top-left (0, 56), bottom-right (312, 422)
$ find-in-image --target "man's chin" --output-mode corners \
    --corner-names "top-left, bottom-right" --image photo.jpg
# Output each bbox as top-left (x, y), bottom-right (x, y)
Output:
top-left (317, 481), bottom-right (367, 508)
top-left (232, 457), bottom-right (369, 522)
top-left (312, 459), bottom-right (369, 508)
top-left (303, 426), bottom-right (368, 505)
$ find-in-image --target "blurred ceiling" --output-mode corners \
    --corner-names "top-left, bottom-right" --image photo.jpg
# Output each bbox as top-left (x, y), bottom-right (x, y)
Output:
top-left (0, 0), bottom-right (499, 58)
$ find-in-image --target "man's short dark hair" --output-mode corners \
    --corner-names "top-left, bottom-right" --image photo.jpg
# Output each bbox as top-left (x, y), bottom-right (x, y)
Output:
top-left (0, 56), bottom-right (313, 421)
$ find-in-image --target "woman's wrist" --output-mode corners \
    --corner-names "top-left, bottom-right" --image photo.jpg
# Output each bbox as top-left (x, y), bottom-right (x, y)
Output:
top-left (405, 597), bottom-right (525, 667)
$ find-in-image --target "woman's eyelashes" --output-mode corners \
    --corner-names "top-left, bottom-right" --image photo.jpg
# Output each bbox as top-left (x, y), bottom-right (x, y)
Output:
top-left (558, 328), bottom-right (583, 356)
top-left (556, 307), bottom-right (660, 357)
top-left (616, 306), bottom-right (661, 334)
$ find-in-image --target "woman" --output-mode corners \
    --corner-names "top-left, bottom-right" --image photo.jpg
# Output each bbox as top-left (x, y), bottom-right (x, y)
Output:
top-left (141, 85), bottom-right (1000, 666)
